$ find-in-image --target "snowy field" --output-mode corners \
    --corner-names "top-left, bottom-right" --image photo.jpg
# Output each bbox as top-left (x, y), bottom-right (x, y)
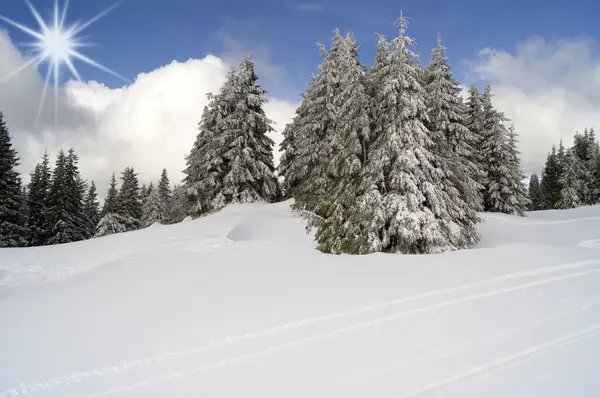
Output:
top-left (1, 200), bottom-right (600, 398)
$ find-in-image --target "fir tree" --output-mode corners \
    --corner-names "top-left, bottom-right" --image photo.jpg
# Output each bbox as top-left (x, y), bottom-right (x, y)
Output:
top-left (557, 149), bottom-right (583, 209)
top-left (83, 181), bottom-right (100, 238)
top-left (0, 112), bottom-right (28, 247)
top-left (528, 174), bottom-right (543, 210)
top-left (278, 119), bottom-right (299, 198)
top-left (220, 55), bottom-right (281, 206)
top-left (285, 30), bottom-right (346, 222)
top-left (95, 213), bottom-right (128, 237)
top-left (116, 167), bottom-right (143, 231)
top-left (46, 149), bottom-right (87, 244)
top-left (167, 184), bottom-right (190, 224)
top-left (157, 168), bottom-right (171, 223)
top-left (423, 35), bottom-right (483, 212)
top-left (464, 85), bottom-right (486, 191)
top-left (26, 151), bottom-right (52, 246)
top-left (142, 183), bottom-right (162, 226)
top-left (315, 32), bottom-right (372, 252)
top-left (101, 173), bottom-right (119, 216)
top-left (540, 146), bottom-right (562, 209)
top-left (480, 86), bottom-right (527, 216)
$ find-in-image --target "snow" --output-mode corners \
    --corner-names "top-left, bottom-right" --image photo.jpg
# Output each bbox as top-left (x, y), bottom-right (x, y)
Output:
top-left (2, 200), bottom-right (600, 397)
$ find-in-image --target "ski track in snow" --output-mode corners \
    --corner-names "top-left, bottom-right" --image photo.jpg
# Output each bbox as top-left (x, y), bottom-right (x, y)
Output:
top-left (575, 239), bottom-right (600, 249)
top-left (3, 258), bottom-right (600, 397)
top-left (392, 324), bottom-right (600, 398)
top-left (0, 262), bottom-right (593, 398)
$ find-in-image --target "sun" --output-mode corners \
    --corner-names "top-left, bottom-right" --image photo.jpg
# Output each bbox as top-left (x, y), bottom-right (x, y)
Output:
top-left (0, 0), bottom-right (128, 128)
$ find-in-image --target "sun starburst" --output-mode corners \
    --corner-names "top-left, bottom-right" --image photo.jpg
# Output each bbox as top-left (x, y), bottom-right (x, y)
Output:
top-left (0, 0), bottom-right (128, 128)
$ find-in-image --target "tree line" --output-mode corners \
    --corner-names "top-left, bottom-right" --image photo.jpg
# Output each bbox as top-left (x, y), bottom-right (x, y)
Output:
top-left (0, 111), bottom-right (189, 247)
top-left (528, 128), bottom-right (600, 210)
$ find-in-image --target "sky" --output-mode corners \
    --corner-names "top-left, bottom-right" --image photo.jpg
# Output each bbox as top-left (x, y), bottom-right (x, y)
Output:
top-left (1, 0), bottom-right (600, 195)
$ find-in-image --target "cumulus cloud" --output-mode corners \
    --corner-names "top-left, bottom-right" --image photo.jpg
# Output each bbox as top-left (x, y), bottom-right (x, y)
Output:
top-left (467, 35), bottom-right (600, 174)
top-left (0, 29), bottom-right (299, 197)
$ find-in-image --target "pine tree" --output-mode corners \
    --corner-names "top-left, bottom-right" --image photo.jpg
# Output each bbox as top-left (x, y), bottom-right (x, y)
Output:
top-left (278, 119), bottom-right (299, 198)
top-left (285, 30), bottom-right (345, 222)
top-left (184, 92), bottom-right (229, 217)
top-left (480, 86), bottom-right (527, 216)
top-left (464, 85), bottom-right (487, 192)
top-left (423, 35), bottom-right (483, 212)
top-left (101, 173), bottom-right (119, 216)
top-left (557, 149), bottom-right (583, 209)
top-left (157, 168), bottom-right (172, 222)
top-left (116, 167), bottom-right (143, 231)
top-left (45, 149), bottom-right (88, 245)
top-left (314, 32), bottom-right (373, 252)
top-left (142, 183), bottom-right (162, 226)
top-left (95, 213), bottom-right (128, 237)
top-left (220, 55), bottom-right (281, 206)
top-left (528, 174), bottom-right (543, 210)
top-left (0, 112), bottom-right (28, 247)
top-left (83, 181), bottom-right (100, 238)
top-left (540, 146), bottom-right (562, 209)
top-left (26, 151), bottom-right (52, 246)
top-left (167, 184), bottom-right (190, 224)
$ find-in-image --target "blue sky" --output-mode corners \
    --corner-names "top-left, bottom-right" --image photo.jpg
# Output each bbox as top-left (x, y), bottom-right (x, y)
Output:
top-left (2, 0), bottom-right (599, 102)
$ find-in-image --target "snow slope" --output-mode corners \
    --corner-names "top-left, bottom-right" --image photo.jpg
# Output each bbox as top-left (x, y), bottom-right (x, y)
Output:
top-left (1, 200), bottom-right (600, 398)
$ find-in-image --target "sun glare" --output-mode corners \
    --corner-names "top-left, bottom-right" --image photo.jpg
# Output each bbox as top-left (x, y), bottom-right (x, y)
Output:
top-left (0, 0), bottom-right (127, 128)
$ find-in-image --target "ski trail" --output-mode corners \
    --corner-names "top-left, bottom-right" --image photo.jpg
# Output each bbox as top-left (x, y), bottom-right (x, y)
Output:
top-left (75, 267), bottom-right (600, 398)
top-left (358, 296), bottom-right (600, 378)
top-left (3, 258), bottom-right (599, 398)
top-left (393, 324), bottom-right (600, 398)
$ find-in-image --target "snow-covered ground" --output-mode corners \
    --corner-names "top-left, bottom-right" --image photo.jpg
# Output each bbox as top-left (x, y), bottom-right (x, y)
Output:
top-left (2, 200), bottom-right (600, 398)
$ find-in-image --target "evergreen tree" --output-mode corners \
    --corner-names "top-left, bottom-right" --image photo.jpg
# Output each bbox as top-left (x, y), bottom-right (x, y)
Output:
top-left (116, 167), bottom-right (143, 231)
top-left (184, 91), bottom-right (230, 217)
top-left (95, 213), bottom-right (128, 237)
top-left (540, 146), bottom-right (562, 209)
top-left (464, 85), bottom-right (487, 191)
top-left (315, 32), bottom-right (373, 252)
top-left (0, 112), bottom-right (28, 247)
top-left (528, 174), bottom-right (543, 210)
top-left (480, 86), bottom-right (527, 216)
top-left (26, 151), bottom-right (52, 246)
top-left (285, 30), bottom-right (345, 222)
top-left (142, 183), bottom-right (162, 226)
top-left (423, 35), bottom-right (483, 212)
top-left (278, 119), bottom-right (299, 198)
top-left (167, 184), bottom-right (190, 224)
top-left (220, 55), bottom-right (281, 206)
top-left (557, 149), bottom-right (583, 209)
top-left (158, 168), bottom-right (171, 207)
top-left (101, 173), bottom-right (119, 216)
top-left (83, 181), bottom-right (100, 238)
top-left (46, 149), bottom-right (87, 244)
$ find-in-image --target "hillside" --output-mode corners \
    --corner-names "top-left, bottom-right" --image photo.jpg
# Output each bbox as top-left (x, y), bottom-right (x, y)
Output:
top-left (1, 201), bottom-right (600, 397)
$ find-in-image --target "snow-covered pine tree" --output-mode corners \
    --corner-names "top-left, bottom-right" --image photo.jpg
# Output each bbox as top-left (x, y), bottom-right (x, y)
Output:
top-left (26, 150), bottom-right (52, 246)
top-left (464, 86), bottom-right (487, 194)
top-left (278, 119), bottom-right (299, 198)
top-left (183, 90), bottom-right (230, 217)
top-left (101, 172), bottom-right (119, 216)
top-left (46, 149), bottom-right (87, 244)
top-left (323, 16), bottom-right (479, 254)
top-left (219, 55), bottom-right (281, 206)
top-left (314, 32), bottom-right (373, 253)
top-left (116, 167), bottom-right (143, 231)
top-left (423, 35), bottom-right (483, 213)
top-left (480, 86), bottom-right (527, 216)
top-left (540, 146), bottom-right (562, 209)
top-left (285, 30), bottom-right (345, 224)
top-left (157, 168), bottom-right (171, 222)
top-left (167, 184), bottom-right (190, 224)
top-left (83, 181), bottom-right (100, 239)
top-left (95, 213), bottom-right (128, 237)
top-left (142, 183), bottom-right (162, 226)
top-left (0, 112), bottom-right (28, 247)
top-left (557, 149), bottom-right (584, 209)
top-left (528, 173), bottom-right (543, 210)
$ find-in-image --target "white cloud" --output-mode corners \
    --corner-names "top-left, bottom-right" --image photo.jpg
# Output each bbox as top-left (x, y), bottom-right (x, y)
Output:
top-left (0, 30), bottom-right (299, 197)
top-left (297, 3), bottom-right (324, 12)
top-left (467, 35), bottom-right (600, 174)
